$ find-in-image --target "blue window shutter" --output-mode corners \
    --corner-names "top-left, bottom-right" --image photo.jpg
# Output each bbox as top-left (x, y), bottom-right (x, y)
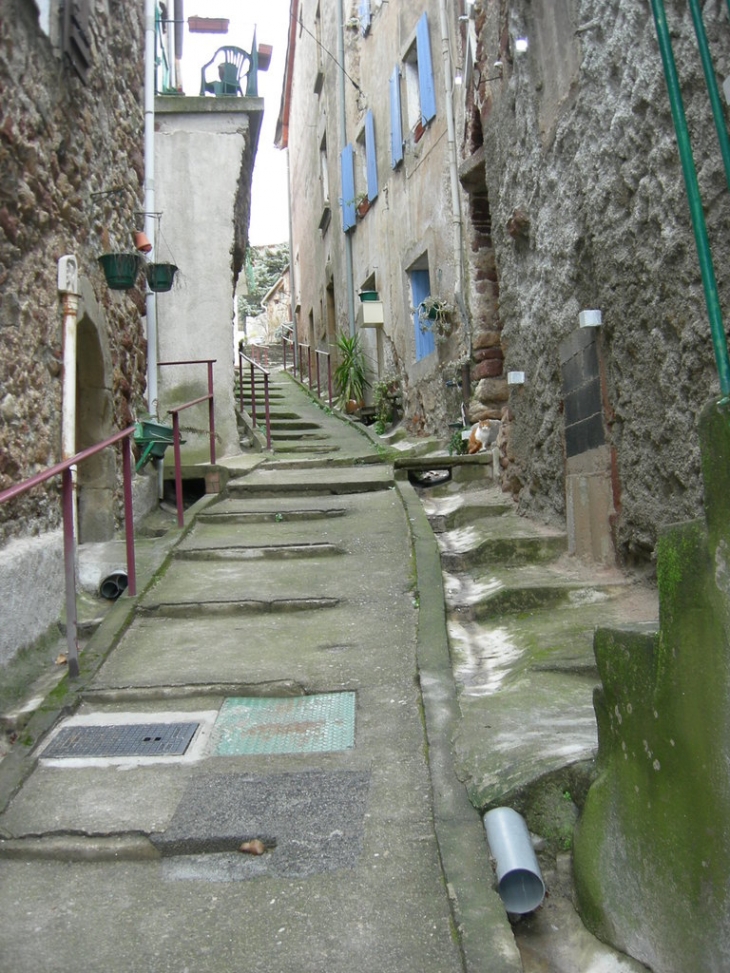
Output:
top-left (411, 269), bottom-right (436, 360)
top-left (365, 110), bottom-right (378, 201)
top-left (389, 66), bottom-right (403, 169)
top-left (359, 0), bottom-right (371, 36)
top-left (416, 12), bottom-right (436, 123)
top-left (340, 144), bottom-right (356, 231)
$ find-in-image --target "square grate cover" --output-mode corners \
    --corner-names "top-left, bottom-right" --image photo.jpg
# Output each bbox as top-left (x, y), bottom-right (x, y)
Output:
top-left (42, 722), bottom-right (199, 759)
top-left (211, 693), bottom-right (355, 756)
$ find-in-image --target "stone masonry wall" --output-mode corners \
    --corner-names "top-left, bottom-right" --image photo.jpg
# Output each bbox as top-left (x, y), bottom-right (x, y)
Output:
top-left (470, 0), bottom-right (730, 565)
top-left (0, 0), bottom-right (147, 544)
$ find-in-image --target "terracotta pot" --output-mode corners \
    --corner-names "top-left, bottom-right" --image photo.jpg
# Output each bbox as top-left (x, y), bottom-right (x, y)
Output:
top-left (133, 231), bottom-right (152, 253)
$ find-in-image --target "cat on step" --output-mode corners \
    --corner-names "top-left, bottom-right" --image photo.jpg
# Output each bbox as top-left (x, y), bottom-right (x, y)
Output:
top-left (467, 419), bottom-right (501, 454)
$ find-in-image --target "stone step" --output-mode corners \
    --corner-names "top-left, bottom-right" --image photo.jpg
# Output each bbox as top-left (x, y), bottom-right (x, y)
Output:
top-left (444, 563), bottom-right (632, 619)
top-left (438, 527), bottom-right (567, 571)
top-left (226, 465), bottom-right (394, 497)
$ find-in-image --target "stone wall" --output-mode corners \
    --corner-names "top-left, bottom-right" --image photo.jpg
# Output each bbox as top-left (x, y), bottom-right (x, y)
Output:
top-left (0, 0), bottom-right (147, 545)
top-left (469, 0), bottom-right (730, 564)
top-left (573, 396), bottom-right (730, 972)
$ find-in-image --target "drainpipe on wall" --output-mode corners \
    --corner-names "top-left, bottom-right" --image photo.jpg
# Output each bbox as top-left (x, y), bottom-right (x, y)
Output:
top-left (286, 148), bottom-right (299, 370)
top-left (58, 255), bottom-right (80, 537)
top-left (437, 0), bottom-right (467, 346)
top-left (144, 0), bottom-right (158, 418)
top-left (336, 0), bottom-right (356, 336)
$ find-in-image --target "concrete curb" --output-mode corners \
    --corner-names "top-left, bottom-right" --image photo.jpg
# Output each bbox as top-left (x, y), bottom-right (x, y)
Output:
top-left (396, 478), bottom-right (523, 973)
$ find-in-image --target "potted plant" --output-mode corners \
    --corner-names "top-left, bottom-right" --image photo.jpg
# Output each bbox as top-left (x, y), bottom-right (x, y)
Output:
top-left (146, 263), bottom-right (178, 292)
top-left (334, 331), bottom-right (369, 412)
top-left (416, 296), bottom-right (457, 342)
top-left (98, 253), bottom-right (142, 290)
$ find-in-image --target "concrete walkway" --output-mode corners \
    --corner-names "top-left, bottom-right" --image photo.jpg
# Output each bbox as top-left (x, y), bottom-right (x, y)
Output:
top-left (0, 371), bottom-right (521, 973)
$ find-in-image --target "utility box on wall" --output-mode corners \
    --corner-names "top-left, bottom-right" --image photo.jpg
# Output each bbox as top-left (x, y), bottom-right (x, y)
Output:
top-left (357, 301), bottom-right (384, 328)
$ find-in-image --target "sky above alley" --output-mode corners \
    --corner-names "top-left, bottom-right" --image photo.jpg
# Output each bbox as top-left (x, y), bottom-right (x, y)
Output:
top-left (180, 1), bottom-right (290, 246)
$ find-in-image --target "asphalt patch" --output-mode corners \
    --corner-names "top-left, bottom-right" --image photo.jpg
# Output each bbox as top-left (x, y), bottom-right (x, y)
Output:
top-left (152, 769), bottom-right (370, 877)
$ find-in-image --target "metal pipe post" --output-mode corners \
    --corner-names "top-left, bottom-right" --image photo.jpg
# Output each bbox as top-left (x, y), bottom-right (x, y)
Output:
top-left (172, 411), bottom-right (184, 528)
top-left (207, 360), bottom-right (216, 463)
top-left (61, 467), bottom-right (80, 678)
top-left (121, 436), bottom-right (137, 597)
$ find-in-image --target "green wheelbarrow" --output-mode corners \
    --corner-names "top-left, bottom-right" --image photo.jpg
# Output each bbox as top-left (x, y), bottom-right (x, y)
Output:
top-left (133, 420), bottom-right (186, 472)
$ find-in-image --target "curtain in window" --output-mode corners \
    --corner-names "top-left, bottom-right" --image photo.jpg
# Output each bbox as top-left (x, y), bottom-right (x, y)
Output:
top-left (389, 67), bottom-right (404, 169)
top-left (365, 110), bottom-right (379, 201)
top-left (340, 144), bottom-right (356, 231)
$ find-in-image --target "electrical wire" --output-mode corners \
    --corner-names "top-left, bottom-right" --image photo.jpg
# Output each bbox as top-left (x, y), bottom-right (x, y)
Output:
top-left (292, 6), bottom-right (363, 93)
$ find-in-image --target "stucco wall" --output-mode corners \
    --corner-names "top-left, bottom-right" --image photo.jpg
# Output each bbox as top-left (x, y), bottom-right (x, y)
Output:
top-left (153, 98), bottom-right (262, 460)
top-left (471, 0), bottom-right (730, 563)
top-left (287, 0), bottom-right (467, 433)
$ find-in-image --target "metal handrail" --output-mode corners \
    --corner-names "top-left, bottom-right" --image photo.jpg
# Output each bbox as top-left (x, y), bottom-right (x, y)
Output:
top-left (238, 350), bottom-right (272, 451)
top-left (298, 341), bottom-right (312, 387)
top-left (158, 359), bottom-right (217, 527)
top-left (314, 348), bottom-right (333, 407)
top-left (0, 426), bottom-right (138, 679)
top-left (649, 0), bottom-right (730, 400)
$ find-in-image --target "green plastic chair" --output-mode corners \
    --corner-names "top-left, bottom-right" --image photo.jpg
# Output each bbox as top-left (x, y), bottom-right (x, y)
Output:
top-left (200, 46), bottom-right (250, 97)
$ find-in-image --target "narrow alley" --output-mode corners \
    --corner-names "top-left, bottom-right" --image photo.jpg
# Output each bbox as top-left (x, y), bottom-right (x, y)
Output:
top-left (0, 369), bottom-right (519, 973)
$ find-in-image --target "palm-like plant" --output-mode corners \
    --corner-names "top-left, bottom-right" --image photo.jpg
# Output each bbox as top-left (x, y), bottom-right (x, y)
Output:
top-left (334, 331), bottom-right (369, 410)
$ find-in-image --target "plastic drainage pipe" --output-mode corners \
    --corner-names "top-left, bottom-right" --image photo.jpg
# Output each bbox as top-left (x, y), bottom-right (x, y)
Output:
top-left (100, 571), bottom-right (129, 601)
top-left (484, 807), bottom-right (545, 914)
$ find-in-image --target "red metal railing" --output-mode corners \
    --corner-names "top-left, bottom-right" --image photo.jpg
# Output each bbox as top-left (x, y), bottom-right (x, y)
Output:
top-left (238, 350), bottom-right (272, 451)
top-left (0, 427), bottom-right (138, 679)
top-left (249, 344), bottom-right (270, 368)
top-left (282, 327), bottom-right (295, 372)
top-left (314, 348), bottom-right (333, 407)
top-left (158, 359), bottom-right (217, 528)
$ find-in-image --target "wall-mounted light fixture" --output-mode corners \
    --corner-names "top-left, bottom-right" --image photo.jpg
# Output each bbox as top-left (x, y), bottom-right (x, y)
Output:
top-left (579, 309), bottom-right (602, 328)
top-left (455, 70), bottom-right (463, 85)
top-left (507, 371), bottom-right (525, 385)
top-left (515, 37), bottom-right (529, 53)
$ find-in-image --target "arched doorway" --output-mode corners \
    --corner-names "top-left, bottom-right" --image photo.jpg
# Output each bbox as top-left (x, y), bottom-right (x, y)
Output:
top-left (75, 284), bottom-right (115, 543)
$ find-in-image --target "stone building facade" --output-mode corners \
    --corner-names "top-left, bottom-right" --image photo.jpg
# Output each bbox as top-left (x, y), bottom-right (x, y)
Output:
top-left (281, 0), bottom-right (730, 569)
top-left (0, 0), bottom-right (148, 659)
top-left (460, 0), bottom-right (730, 565)
top-left (277, 0), bottom-right (470, 435)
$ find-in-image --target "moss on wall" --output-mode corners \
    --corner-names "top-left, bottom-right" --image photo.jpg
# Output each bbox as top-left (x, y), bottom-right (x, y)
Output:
top-left (573, 398), bottom-right (730, 971)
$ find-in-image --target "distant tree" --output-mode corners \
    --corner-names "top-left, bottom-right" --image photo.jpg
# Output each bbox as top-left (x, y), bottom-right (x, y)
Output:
top-left (238, 244), bottom-right (289, 321)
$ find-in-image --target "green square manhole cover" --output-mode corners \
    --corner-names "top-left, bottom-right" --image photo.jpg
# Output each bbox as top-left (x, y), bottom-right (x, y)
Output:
top-left (211, 693), bottom-right (355, 756)
top-left (42, 722), bottom-right (200, 758)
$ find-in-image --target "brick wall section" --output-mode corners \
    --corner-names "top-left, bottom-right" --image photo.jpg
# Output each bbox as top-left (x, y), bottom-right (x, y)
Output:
top-left (0, 0), bottom-right (146, 543)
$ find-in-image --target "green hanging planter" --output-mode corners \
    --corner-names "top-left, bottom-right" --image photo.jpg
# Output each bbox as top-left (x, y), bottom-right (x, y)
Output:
top-left (98, 253), bottom-right (142, 290)
top-left (146, 263), bottom-right (178, 292)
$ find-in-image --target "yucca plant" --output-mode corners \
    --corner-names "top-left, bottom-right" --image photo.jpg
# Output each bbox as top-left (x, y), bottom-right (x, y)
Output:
top-left (334, 331), bottom-right (369, 411)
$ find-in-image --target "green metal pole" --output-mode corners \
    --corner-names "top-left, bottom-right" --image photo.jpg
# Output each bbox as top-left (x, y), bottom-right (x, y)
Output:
top-left (688, 0), bottom-right (730, 194)
top-left (649, 0), bottom-right (730, 399)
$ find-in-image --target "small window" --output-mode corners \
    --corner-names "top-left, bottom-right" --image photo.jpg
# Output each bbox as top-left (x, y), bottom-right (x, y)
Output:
top-left (402, 12), bottom-right (436, 136)
top-left (359, 0), bottom-right (371, 36)
top-left (63, 0), bottom-right (93, 83)
top-left (320, 133), bottom-right (330, 205)
top-left (363, 111), bottom-right (378, 203)
top-left (340, 144), bottom-right (356, 232)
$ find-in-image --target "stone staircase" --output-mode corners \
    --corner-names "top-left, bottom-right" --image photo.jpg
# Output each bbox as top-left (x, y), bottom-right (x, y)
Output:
top-left (417, 472), bottom-right (659, 820)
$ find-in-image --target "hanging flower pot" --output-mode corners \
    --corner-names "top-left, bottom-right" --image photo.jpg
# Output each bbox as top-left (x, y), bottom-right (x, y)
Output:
top-left (98, 253), bottom-right (142, 290)
top-left (146, 263), bottom-right (178, 292)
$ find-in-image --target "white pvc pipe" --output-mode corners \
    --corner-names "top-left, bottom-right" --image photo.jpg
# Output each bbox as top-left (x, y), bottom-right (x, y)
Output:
top-left (59, 255), bottom-right (80, 539)
top-left (437, 0), bottom-right (465, 333)
top-left (484, 807), bottom-right (546, 914)
top-left (144, 0), bottom-right (158, 418)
